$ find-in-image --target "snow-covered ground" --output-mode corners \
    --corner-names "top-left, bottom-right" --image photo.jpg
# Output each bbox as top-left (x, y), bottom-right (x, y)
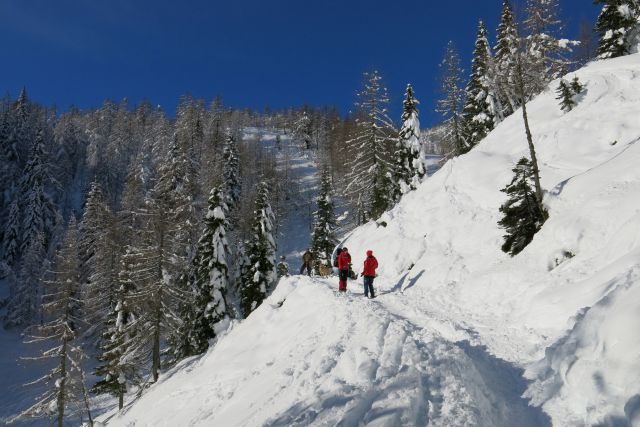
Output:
top-left (98, 54), bottom-right (640, 426)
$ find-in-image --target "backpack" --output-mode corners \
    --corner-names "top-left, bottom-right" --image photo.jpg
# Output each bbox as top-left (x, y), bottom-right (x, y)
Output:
top-left (333, 248), bottom-right (342, 267)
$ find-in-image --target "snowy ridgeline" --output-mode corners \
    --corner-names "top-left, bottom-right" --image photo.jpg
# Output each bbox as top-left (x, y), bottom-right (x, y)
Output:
top-left (99, 55), bottom-right (640, 426)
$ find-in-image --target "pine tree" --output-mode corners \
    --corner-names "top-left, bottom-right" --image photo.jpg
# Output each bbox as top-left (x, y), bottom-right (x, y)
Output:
top-left (310, 168), bottom-right (337, 267)
top-left (437, 42), bottom-right (467, 156)
top-left (343, 71), bottom-right (398, 221)
top-left (594, 0), bottom-right (640, 59)
top-left (494, 0), bottom-right (521, 119)
top-left (240, 182), bottom-right (276, 317)
top-left (394, 84), bottom-right (425, 198)
top-left (188, 187), bottom-right (230, 355)
top-left (556, 80), bottom-right (576, 112)
top-left (15, 218), bottom-right (90, 427)
top-left (463, 21), bottom-right (496, 147)
top-left (498, 157), bottom-right (548, 256)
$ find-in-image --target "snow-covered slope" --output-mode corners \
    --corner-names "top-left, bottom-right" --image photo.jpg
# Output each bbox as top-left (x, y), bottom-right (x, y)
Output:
top-left (101, 55), bottom-right (640, 426)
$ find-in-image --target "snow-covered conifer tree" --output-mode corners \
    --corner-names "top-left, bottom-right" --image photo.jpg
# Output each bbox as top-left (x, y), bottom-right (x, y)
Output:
top-left (594, 0), bottom-right (640, 59)
top-left (437, 42), bottom-right (467, 157)
top-left (524, 0), bottom-right (575, 87)
top-left (394, 84), bottom-right (424, 198)
top-left (498, 157), bottom-right (548, 256)
top-left (343, 71), bottom-right (398, 221)
top-left (556, 80), bottom-right (576, 112)
top-left (16, 218), bottom-right (89, 427)
top-left (223, 133), bottom-right (241, 210)
top-left (293, 111), bottom-right (312, 150)
top-left (5, 129), bottom-right (58, 326)
top-left (556, 76), bottom-right (584, 112)
top-left (463, 21), bottom-right (496, 147)
top-left (188, 187), bottom-right (230, 355)
top-left (20, 129), bottom-right (58, 253)
top-left (2, 198), bottom-right (21, 266)
top-left (92, 250), bottom-right (138, 410)
top-left (494, 0), bottom-right (521, 119)
top-left (120, 135), bottom-right (194, 382)
top-left (80, 181), bottom-right (119, 335)
top-left (310, 168), bottom-right (337, 267)
top-left (239, 182), bottom-right (276, 317)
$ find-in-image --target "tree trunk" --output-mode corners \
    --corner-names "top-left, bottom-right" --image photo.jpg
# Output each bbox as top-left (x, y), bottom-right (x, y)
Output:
top-left (57, 336), bottom-right (68, 427)
top-left (516, 55), bottom-right (545, 210)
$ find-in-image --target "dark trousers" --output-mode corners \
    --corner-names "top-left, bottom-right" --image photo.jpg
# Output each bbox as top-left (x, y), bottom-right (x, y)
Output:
top-left (339, 269), bottom-right (349, 291)
top-left (300, 262), bottom-right (311, 276)
top-left (363, 276), bottom-right (375, 297)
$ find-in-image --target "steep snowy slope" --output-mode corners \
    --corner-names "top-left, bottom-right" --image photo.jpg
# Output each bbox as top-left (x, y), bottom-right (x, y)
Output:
top-left (341, 54), bottom-right (640, 426)
top-left (100, 54), bottom-right (640, 426)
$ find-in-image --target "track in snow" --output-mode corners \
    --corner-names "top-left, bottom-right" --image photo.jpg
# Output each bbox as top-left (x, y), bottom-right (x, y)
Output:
top-left (262, 277), bottom-right (551, 427)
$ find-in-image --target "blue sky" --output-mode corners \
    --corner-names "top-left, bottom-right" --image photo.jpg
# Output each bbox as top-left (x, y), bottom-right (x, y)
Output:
top-left (0, 0), bottom-right (599, 125)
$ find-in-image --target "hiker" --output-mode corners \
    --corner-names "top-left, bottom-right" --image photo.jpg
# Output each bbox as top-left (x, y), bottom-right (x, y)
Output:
top-left (277, 256), bottom-right (289, 278)
top-left (300, 249), bottom-right (313, 276)
top-left (360, 250), bottom-right (378, 298)
top-left (337, 247), bottom-right (351, 292)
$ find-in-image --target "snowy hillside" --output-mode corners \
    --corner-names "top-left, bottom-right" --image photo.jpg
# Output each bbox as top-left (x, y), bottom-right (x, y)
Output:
top-left (100, 55), bottom-right (640, 426)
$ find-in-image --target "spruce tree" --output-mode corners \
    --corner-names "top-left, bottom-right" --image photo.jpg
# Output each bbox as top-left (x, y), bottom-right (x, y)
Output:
top-left (570, 76), bottom-right (584, 94)
top-left (437, 41), bottom-right (467, 156)
top-left (343, 71), bottom-right (398, 221)
top-left (498, 157), bottom-right (548, 256)
top-left (92, 250), bottom-right (138, 410)
top-left (5, 129), bottom-right (58, 326)
top-left (222, 133), bottom-right (241, 210)
top-left (240, 182), bottom-right (276, 317)
top-left (594, 0), bottom-right (640, 59)
top-left (188, 187), bottom-right (230, 355)
top-left (80, 181), bottom-right (119, 335)
top-left (310, 168), bottom-right (337, 267)
top-left (2, 198), bottom-right (21, 267)
top-left (556, 80), bottom-right (576, 112)
top-left (394, 84), bottom-right (425, 198)
top-left (463, 21), bottom-right (496, 147)
top-left (20, 129), bottom-right (58, 253)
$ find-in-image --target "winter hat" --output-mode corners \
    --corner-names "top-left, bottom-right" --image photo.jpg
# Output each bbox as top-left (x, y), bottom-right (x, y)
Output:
top-left (342, 247), bottom-right (348, 252)
top-left (366, 250), bottom-right (373, 256)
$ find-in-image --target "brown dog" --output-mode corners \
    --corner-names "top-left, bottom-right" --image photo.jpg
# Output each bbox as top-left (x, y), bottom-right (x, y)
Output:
top-left (317, 263), bottom-right (333, 277)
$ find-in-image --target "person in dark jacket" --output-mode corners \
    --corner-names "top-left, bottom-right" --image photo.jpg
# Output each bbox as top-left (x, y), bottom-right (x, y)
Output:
top-left (360, 250), bottom-right (378, 298)
top-left (300, 249), bottom-right (313, 276)
top-left (337, 247), bottom-right (351, 292)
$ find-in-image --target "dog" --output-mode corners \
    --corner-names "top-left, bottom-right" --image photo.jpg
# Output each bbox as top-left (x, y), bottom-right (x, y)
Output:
top-left (317, 263), bottom-right (333, 277)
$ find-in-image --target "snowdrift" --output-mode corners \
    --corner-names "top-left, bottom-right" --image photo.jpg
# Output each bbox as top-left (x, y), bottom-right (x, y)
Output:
top-left (101, 54), bottom-right (640, 426)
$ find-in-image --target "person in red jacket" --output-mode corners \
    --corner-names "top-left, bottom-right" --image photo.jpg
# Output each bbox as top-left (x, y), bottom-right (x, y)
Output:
top-left (361, 250), bottom-right (378, 298)
top-left (337, 247), bottom-right (351, 292)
